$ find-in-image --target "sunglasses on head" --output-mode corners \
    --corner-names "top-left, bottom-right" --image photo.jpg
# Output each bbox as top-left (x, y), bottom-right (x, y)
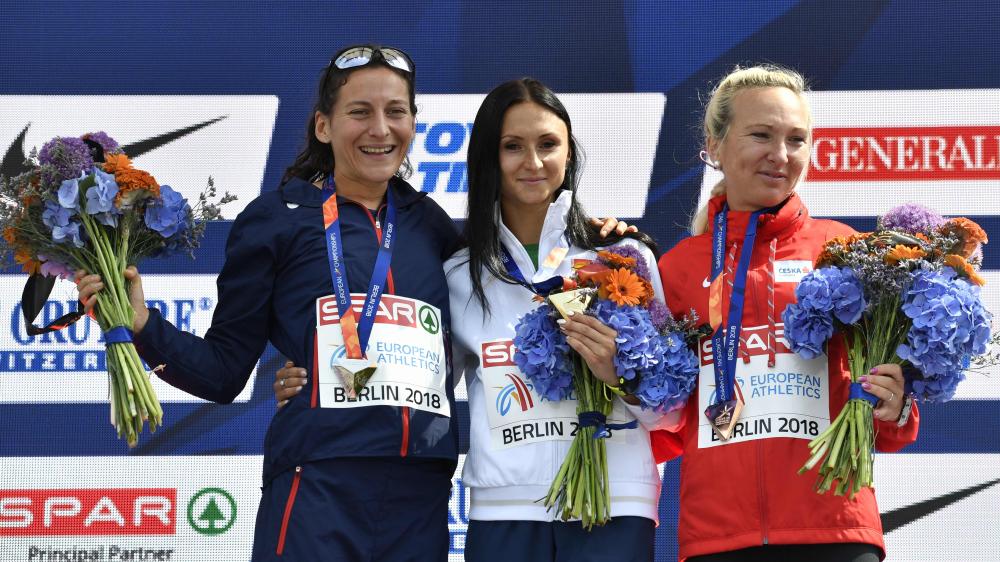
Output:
top-left (331, 46), bottom-right (414, 74)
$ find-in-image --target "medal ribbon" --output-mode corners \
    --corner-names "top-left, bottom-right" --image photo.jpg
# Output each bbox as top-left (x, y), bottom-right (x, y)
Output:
top-left (709, 204), bottom-right (767, 404)
top-left (499, 244), bottom-right (564, 295)
top-left (322, 176), bottom-right (397, 359)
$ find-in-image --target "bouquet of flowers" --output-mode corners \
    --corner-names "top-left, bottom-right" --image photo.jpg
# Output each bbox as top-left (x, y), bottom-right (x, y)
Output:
top-left (0, 132), bottom-right (234, 446)
top-left (783, 203), bottom-right (991, 497)
top-left (512, 246), bottom-right (701, 528)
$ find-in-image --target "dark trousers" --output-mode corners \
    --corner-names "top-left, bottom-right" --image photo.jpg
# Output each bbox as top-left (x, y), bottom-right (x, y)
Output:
top-left (250, 457), bottom-right (453, 561)
top-left (687, 543), bottom-right (882, 562)
top-left (465, 516), bottom-right (655, 562)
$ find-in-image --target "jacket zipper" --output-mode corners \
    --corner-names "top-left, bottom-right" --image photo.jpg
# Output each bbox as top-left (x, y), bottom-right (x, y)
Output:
top-left (346, 200), bottom-right (406, 456)
top-left (757, 416), bottom-right (768, 545)
top-left (276, 466), bottom-right (303, 556)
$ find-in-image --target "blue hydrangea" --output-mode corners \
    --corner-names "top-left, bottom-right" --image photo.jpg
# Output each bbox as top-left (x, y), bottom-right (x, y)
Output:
top-left (828, 267), bottom-right (867, 324)
top-left (85, 168), bottom-right (121, 227)
top-left (52, 220), bottom-right (84, 247)
top-left (897, 268), bottom-right (991, 401)
top-left (513, 306), bottom-right (574, 401)
top-left (635, 330), bottom-right (699, 412)
top-left (593, 299), bottom-right (663, 382)
top-left (144, 185), bottom-right (190, 238)
top-left (793, 268), bottom-right (836, 312)
top-left (57, 174), bottom-right (85, 212)
top-left (782, 304), bottom-right (834, 359)
top-left (42, 200), bottom-right (71, 229)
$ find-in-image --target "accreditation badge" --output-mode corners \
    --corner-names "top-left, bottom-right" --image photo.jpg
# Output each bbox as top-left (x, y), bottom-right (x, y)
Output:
top-left (315, 293), bottom-right (449, 417)
top-left (697, 324), bottom-right (831, 449)
top-left (478, 338), bottom-right (633, 449)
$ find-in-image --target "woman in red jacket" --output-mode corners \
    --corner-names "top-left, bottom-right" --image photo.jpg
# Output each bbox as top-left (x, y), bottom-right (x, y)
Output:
top-left (655, 65), bottom-right (919, 562)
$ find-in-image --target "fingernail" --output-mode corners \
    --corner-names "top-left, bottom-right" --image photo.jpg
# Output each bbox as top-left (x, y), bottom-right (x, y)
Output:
top-left (294, 387), bottom-right (302, 393)
top-left (869, 367), bottom-right (877, 374)
top-left (858, 375), bottom-right (867, 383)
top-left (862, 382), bottom-right (872, 389)
top-left (567, 311), bottom-right (575, 317)
top-left (556, 319), bottom-right (567, 325)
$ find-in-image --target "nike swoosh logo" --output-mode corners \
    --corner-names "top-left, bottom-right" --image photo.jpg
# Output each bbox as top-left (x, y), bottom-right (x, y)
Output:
top-left (881, 477), bottom-right (1000, 533)
top-left (702, 276), bottom-right (712, 288)
top-left (0, 116), bottom-right (228, 180)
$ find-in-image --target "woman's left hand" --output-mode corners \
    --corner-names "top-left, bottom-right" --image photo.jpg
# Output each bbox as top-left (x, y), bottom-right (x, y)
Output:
top-left (861, 364), bottom-right (906, 423)
top-left (559, 312), bottom-right (619, 386)
top-left (591, 217), bottom-right (638, 238)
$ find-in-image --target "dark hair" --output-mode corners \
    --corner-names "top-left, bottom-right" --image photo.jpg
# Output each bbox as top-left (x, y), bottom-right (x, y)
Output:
top-left (282, 44), bottom-right (417, 185)
top-left (463, 77), bottom-right (657, 315)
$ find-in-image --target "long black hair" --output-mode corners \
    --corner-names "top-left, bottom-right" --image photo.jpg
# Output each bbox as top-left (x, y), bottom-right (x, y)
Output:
top-left (464, 77), bottom-right (657, 314)
top-left (281, 44), bottom-right (417, 185)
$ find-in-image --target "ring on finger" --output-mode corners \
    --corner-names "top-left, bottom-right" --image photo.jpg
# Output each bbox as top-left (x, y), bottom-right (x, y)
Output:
top-left (888, 391), bottom-right (894, 402)
top-left (280, 379), bottom-right (285, 388)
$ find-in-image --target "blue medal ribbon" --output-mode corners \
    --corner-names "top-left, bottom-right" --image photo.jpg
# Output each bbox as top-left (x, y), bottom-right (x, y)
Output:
top-left (709, 204), bottom-right (768, 405)
top-left (322, 176), bottom-right (397, 359)
top-left (577, 411), bottom-right (638, 439)
top-left (499, 244), bottom-right (564, 295)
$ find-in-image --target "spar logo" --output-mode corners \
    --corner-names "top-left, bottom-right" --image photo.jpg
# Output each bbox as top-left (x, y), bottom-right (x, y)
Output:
top-left (495, 373), bottom-right (535, 416)
top-left (699, 324), bottom-right (791, 367)
top-left (481, 340), bottom-right (516, 368)
top-left (810, 126), bottom-right (1000, 181)
top-left (187, 487), bottom-right (236, 536)
top-left (0, 488), bottom-right (175, 536)
top-left (317, 294), bottom-right (419, 328)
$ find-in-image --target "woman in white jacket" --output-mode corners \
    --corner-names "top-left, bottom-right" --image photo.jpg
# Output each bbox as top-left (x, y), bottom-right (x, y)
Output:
top-left (276, 78), bottom-right (675, 562)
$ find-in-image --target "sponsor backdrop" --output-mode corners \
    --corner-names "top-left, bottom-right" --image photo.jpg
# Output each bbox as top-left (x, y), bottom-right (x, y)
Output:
top-left (2, 1), bottom-right (999, 560)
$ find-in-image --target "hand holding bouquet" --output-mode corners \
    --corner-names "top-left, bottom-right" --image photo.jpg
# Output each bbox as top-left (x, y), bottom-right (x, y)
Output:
top-left (512, 246), bottom-right (702, 528)
top-left (1, 132), bottom-right (233, 446)
top-left (783, 203), bottom-right (991, 497)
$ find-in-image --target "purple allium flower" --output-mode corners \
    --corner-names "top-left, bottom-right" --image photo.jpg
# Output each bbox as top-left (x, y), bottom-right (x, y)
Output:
top-left (880, 203), bottom-right (945, 235)
top-left (647, 299), bottom-right (672, 332)
top-left (593, 299), bottom-right (662, 382)
top-left (513, 306), bottom-right (574, 401)
top-left (782, 304), bottom-right (834, 359)
top-left (601, 245), bottom-right (651, 281)
top-left (38, 137), bottom-right (94, 186)
top-left (82, 132), bottom-right (122, 155)
top-left (144, 185), bottom-right (190, 238)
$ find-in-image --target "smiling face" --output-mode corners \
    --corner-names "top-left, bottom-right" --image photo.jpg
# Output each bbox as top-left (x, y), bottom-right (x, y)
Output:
top-left (708, 86), bottom-right (811, 211)
top-left (314, 66), bottom-right (415, 193)
top-left (498, 101), bottom-right (571, 214)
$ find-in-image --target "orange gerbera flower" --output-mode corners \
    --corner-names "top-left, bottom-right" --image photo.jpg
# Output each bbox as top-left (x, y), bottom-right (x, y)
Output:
top-left (941, 217), bottom-right (989, 258)
top-left (886, 244), bottom-right (926, 264)
top-left (599, 267), bottom-right (647, 307)
top-left (597, 250), bottom-right (637, 269)
top-left (14, 249), bottom-right (39, 275)
top-left (102, 153), bottom-right (134, 174)
top-left (2, 226), bottom-right (17, 245)
top-left (114, 167), bottom-right (160, 205)
top-left (945, 254), bottom-right (986, 286)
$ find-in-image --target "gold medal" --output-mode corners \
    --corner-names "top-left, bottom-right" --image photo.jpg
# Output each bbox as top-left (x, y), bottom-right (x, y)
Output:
top-left (334, 357), bottom-right (378, 399)
top-left (704, 382), bottom-right (746, 441)
top-left (548, 288), bottom-right (594, 319)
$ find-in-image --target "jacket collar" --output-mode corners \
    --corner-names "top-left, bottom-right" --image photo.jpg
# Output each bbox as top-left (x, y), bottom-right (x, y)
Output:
top-left (707, 192), bottom-right (808, 243)
top-left (280, 176), bottom-right (427, 209)
top-left (498, 189), bottom-right (573, 280)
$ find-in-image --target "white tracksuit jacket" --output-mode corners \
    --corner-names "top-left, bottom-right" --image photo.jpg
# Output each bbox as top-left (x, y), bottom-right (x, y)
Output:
top-left (446, 191), bottom-right (675, 523)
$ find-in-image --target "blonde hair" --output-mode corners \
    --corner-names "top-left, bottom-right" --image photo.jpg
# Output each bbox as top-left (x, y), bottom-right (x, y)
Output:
top-left (690, 64), bottom-right (810, 235)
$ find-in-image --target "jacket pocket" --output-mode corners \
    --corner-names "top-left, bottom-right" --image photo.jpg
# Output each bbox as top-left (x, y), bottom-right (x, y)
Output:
top-left (276, 465), bottom-right (303, 556)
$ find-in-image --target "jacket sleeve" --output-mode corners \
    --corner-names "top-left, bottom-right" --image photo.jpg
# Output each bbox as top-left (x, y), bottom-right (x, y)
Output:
top-left (135, 201), bottom-right (278, 403)
top-left (874, 400), bottom-right (920, 452)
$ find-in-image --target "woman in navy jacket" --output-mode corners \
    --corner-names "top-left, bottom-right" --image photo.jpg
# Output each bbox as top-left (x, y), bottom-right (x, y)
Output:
top-left (78, 45), bottom-right (463, 561)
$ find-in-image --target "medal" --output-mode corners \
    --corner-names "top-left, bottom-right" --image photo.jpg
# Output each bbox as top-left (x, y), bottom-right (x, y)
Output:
top-left (548, 288), bottom-right (594, 319)
top-left (704, 204), bottom-right (772, 440)
top-left (321, 177), bottom-right (397, 396)
top-left (333, 358), bottom-right (378, 399)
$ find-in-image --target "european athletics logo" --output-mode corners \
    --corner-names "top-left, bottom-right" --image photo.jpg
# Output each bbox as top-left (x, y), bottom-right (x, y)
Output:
top-left (495, 373), bottom-right (535, 416)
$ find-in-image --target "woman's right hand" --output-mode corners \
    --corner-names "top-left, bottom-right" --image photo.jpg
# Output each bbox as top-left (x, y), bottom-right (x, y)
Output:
top-left (75, 265), bottom-right (150, 333)
top-left (275, 361), bottom-right (307, 409)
